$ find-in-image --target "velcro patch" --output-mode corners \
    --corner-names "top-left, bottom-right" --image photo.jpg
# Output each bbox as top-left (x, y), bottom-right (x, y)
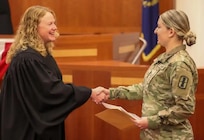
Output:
top-left (178, 76), bottom-right (189, 89)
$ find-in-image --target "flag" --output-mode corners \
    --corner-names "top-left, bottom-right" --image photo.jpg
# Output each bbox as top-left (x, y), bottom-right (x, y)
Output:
top-left (0, 39), bottom-right (12, 79)
top-left (142, 0), bottom-right (160, 62)
top-left (0, 0), bottom-right (13, 34)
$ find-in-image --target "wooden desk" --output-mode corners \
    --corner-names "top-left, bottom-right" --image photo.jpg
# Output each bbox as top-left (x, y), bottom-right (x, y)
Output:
top-left (53, 34), bottom-right (113, 62)
top-left (59, 60), bottom-right (147, 140)
top-left (58, 60), bottom-right (204, 140)
top-left (58, 60), bottom-right (148, 86)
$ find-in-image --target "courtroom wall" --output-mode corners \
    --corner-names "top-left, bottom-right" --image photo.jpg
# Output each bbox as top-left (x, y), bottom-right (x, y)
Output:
top-left (8, 0), bottom-right (174, 35)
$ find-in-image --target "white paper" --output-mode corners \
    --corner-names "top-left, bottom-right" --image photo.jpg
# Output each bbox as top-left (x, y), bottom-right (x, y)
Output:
top-left (102, 102), bottom-right (140, 120)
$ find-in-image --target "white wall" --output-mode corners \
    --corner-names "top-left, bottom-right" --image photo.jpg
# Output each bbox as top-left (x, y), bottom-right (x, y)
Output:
top-left (175, 0), bottom-right (204, 68)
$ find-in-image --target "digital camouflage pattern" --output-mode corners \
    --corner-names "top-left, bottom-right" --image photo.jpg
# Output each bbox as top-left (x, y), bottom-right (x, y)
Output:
top-left (109, 45), bottom-right (198, 140)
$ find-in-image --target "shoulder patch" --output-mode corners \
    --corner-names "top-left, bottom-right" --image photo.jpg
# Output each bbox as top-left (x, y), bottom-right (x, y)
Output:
top-left (178, 75), bottom-right (189, 89)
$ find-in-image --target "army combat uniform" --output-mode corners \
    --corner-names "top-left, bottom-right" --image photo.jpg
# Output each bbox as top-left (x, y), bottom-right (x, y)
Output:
top-left (109, 45), bottom-right (198, 140)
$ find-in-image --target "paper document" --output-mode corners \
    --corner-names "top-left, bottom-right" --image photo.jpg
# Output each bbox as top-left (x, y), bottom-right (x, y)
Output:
top-left (102, 102), bottom-right (140, 120)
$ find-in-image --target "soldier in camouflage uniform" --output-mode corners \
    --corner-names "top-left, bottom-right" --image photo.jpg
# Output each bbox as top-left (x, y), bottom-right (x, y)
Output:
top-left (102, 9), bottom-right (198, 140)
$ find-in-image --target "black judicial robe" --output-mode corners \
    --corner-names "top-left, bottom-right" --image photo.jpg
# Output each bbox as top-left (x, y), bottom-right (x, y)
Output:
top-left (0, 47), bottom-right (91, 140)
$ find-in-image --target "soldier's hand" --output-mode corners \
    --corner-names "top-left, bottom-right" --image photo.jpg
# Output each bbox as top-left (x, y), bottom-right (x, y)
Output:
top-left (131, 117), bottom-right (148, 130)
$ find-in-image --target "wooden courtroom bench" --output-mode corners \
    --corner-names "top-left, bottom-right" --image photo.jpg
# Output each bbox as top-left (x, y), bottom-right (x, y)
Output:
top-left (58, 60), bottom-right (204, 140)
top-left (53, 34), bottom-right (113, 62)
top-left (0, 33), bottom-right (144, 65)
top-left (0, 34), bottom-right (114, 63)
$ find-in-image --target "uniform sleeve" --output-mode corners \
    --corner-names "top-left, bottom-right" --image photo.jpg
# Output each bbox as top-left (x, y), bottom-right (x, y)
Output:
top-left (109, 83), bottom-right (144, 100)
top-left (14, 56), bottom-right (91, 134)
top-left (148, 62), bottom-right (197, 129)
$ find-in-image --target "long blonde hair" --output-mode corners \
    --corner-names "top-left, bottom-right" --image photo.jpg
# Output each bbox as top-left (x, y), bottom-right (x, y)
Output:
top-left (6, 5), bottom-right (57, 63)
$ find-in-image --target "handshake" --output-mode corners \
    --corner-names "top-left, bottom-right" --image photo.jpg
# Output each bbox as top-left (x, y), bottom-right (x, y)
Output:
top-left (90, 86), bottom-right (149, 129)
top-left (90, 86), bottom-right (148, 129)
top-left (91, 86), bottom-right (110, 104)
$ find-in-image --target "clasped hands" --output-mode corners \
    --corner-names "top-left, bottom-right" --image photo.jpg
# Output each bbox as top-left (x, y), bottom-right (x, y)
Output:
top-left (91, 86), bottom-right (109, 104)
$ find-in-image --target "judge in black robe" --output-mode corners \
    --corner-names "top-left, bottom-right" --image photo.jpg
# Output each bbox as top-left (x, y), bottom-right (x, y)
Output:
top-left (0, 5), bottom-right (105, 140)
top-left (0, 47), bottom-right (92, 140)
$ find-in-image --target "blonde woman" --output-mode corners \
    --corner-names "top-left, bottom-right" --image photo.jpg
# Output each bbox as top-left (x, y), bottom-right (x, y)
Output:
top-left (0, 5), bottom-right (105, 140)
top-left (102, 9), bottom-right (198, 140)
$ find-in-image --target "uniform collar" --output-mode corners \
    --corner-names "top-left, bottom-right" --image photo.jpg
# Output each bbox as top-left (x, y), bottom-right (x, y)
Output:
top-left (165, 45), bottom-right (186, 57)
top-left (154, 45), bottom-right (186, 64)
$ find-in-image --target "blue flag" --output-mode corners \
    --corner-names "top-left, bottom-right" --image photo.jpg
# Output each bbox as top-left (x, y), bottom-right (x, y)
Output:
top-left (142, 0), bottom-right (160, 61)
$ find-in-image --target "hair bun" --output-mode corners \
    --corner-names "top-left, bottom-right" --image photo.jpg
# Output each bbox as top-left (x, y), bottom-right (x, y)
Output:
top-left (184, 31), bottom-right (196, 46)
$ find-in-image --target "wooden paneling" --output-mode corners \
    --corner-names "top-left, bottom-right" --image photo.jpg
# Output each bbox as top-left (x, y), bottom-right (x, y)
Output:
top-left (53, 34), bottom-right (113, 62)
top-left (8, 0), bottom-right (174, 34)
top-left (190, 69), bottom-right (204, 140)
top-left (159, 0), bottom-right (175, 13)
top-left (0, 34), bottom-right (114, 63)
top-left (7, 0), bottom-right (174, 65)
